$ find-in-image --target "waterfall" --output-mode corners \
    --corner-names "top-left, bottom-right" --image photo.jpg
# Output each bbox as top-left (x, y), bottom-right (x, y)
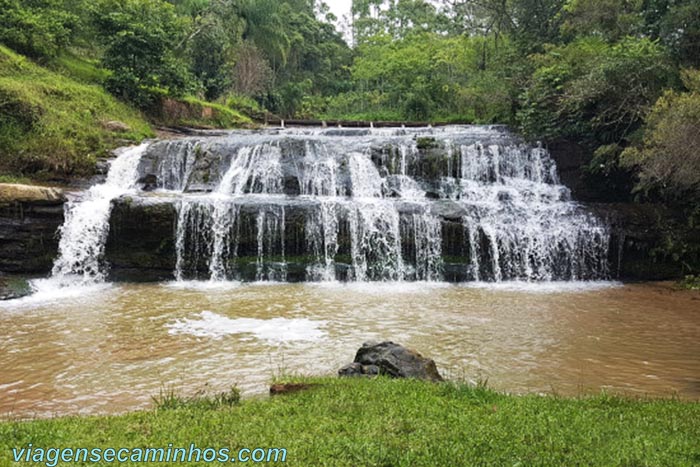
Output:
top-left (174, 143), bottom-right (286, 281)
top-left (156, 140), bottom-right (199, 191)
top-left (49, 143), bottom-right (150, 285)
top-left (448, 143), bottom-right (609, 281)
top-left (305, 200), bottom-right (339, 281)
top-left (103, 126), bottom-right (611, 283)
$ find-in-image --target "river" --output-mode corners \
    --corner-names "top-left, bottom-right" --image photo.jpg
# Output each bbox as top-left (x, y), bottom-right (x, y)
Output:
top-left (1, 280), bottom-right (698, 418)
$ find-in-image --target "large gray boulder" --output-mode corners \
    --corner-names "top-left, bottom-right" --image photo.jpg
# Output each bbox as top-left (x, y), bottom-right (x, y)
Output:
top-left (339, 341), bottom-right (444, 382)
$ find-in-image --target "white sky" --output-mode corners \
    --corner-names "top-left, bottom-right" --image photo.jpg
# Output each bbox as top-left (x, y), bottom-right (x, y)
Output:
top-left (324, 0), bottom-right (352, 21)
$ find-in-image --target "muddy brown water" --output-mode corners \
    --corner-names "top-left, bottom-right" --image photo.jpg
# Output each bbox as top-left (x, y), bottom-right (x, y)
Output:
top-left (0, 281), bottom-right (698, 419)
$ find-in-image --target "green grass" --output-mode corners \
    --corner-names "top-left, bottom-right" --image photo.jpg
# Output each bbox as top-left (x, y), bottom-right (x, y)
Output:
top-left (0, 174), bottom-right (32, 184)
top-left (0, 45), bottom-right (153, 180)
top-left (1, 377), bottom-right (698, 466)
top-left (225, 93), bottom-right (265, 120)
top-left (0, 45), bottom-right (257, 181)
top-left (154, 96), bottom-right (252, 129)
top-left (51, 52), bottom-right (110, 85)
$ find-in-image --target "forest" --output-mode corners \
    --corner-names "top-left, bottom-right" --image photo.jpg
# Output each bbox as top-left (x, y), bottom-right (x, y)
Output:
top-left (1, 0), bottom-right (699, 256)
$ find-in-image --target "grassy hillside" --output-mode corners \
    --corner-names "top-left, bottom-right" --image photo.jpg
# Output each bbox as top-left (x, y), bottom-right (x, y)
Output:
top-left (1, 377), bottom-right (698, 466)
top-left (0, 45), bottom-right (153, 180)
top-left (0, 46), bottom-right (253, 182)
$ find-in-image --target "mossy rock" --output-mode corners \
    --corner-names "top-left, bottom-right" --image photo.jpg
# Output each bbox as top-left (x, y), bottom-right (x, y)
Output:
top-left (416, 137), bottom-right (439, 150)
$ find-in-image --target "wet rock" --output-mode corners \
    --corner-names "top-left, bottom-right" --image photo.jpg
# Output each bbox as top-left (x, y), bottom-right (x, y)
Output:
top-left (0, 274), bottom-right (32, 300)
top-left (339, 341), bottom-right (444, 382)
top-left (105, 196), bottom-right (178, 281)
top-left (429, 200), bottom-right (467, 221)
top-left (139, 174), bottom-right (159, 191)
top-left (587, 202), bottom-right (698, 280)
top-left (338, 362), bottom-right (381, 377)
top-left (416, 137), bottom-right (439, 150)
top-left (338, 363), bottom-right (363, 376)
top-left (0, 184), bottom-right (66, 273)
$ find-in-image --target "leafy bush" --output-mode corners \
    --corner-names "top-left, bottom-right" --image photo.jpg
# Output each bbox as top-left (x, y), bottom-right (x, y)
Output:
top-left (518, 37), bottom-right (672, 144)
top-left (680, 275), bottom-right (700, 290)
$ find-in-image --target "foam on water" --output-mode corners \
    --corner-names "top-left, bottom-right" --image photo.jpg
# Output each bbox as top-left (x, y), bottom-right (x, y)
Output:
top-left (163, 280), bottom-right (243, 292)
top-left (167, 311), bottom-right (326, 341)
top-left (0, 279), bottom-right (113, 310)
top-left (462, 281), bottom-right (623, 293)
top-left (311, 280), bottom-right (453, 295)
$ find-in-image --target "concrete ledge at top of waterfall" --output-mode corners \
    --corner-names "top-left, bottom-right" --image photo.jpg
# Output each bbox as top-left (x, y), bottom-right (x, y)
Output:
top-left (339, 341), bottom-right (444, 382)
top-left (0, 183), bottom-right (66, 206)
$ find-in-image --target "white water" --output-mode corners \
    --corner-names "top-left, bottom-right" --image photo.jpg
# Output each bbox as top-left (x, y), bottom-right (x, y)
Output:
top-left (462, 280), bottom-right (623, 293)
top-left (433, 141), bottom-right (610, 281)
top-left (156, 140), bottom-right (199, 191)
top-left (37, 143), bottom-right (149, 291)
top-left (167, 311), bottom-right (326, 341)
top-left (174, 143), bottom-right (286, 281)
top-left (67, 126), bottom-right (611, 284)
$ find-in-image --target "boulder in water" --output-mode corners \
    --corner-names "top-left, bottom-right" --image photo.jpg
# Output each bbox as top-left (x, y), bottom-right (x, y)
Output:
top-left (339, 341), bottom-right (444, 382)
top-left (0, 274), bottom-right (32, 300)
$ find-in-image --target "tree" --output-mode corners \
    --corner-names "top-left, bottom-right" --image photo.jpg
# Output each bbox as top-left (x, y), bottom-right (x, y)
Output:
top-left (232, 0), bottom-right (292, 70)
top-left (561, 0), bottom-right (644, 42)
top-left (0, 0), bottom-right (78, 59)
top-left (92, 0), bottom-right (192, 109)
top-left (188, 24), bottom-right (231, 101)
top-left (658, 0), bottom-right (700, 67)
top-left (232, 42), bottom-right (272, 97)
top-left (621, 69), bottom-right (700, 200)
top-left (518, 37), bottom-right (672, 144)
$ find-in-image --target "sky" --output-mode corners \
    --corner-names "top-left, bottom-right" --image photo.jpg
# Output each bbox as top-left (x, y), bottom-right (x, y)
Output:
top-left (325, 0), bottom-right (352, 21)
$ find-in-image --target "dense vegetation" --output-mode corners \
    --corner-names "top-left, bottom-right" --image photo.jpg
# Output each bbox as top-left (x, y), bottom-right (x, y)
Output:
top-left (0, 44), bottom-right (152, 177)
top-left (1, 377), bottom-right (699, 466)
top-left (0, 0), bottom-right (698, 269)
top-left (0, 0), bottom-right (345, 178)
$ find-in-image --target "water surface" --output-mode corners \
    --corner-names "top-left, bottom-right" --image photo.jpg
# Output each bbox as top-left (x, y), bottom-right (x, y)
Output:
top-left (1, 281), bottom-right (698, 418)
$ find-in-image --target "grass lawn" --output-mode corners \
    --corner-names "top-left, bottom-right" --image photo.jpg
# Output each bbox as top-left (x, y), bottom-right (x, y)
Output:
top-left (1, 377), bottom-right (699, 466)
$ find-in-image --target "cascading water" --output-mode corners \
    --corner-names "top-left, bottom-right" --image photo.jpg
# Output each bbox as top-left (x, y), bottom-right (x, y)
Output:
top-left (46, 143), bottom-right (150, 286)
top-left (173, 143), bottom-right (287, 281)
top-left (100, 126), bottom-right (611, 283)
top-left (448, 142), bottom-right (609, 281)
